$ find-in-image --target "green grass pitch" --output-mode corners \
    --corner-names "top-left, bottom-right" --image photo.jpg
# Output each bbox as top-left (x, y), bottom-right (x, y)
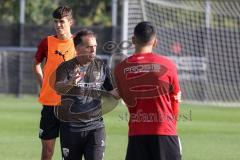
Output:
top-left (0, 95), bottom-right (240, 160)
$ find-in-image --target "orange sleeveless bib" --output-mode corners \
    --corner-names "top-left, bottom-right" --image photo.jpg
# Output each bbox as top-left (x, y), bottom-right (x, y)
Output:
top-left (38, 36), bottom-right (75, 106)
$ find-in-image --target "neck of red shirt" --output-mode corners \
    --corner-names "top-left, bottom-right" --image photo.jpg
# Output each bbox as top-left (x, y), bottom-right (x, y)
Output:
top-left (134, 47), bottom-right (153, 54)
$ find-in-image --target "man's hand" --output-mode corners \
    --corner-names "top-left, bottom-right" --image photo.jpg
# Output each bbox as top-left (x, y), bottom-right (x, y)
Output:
top-left (173, 91), bottom-right (181, 102)
top-left (55, 67), bottom-right (85, 94)
top-left (67, 72), bottom-right (86, 86)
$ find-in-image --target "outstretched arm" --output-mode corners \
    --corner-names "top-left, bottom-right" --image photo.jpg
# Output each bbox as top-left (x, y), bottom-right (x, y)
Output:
top-left (108, 88), bottom-right (121, 100)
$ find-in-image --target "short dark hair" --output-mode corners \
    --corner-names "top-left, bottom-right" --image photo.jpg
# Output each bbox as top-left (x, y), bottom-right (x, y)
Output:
top-left (52, 6), bottom-right (73, 20)
top-left (134, 21), bottom-right (156, 44)
top-left (73, 29), bottom-right (96, 47)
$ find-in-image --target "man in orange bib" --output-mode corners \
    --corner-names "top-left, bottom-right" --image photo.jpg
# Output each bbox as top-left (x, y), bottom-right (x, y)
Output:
top-left (33, 6), bottom-right (75, 160)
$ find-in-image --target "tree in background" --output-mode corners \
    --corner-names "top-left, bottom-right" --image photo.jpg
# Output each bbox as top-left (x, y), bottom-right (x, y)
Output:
top-left (0, 0), bottom-right (111, 26)
top-left (25, 0), bottom-right (58, 25)
top-left (0, 0), bottom-right (19, 24)
top-left (61, 0), bottom-right (112, 26)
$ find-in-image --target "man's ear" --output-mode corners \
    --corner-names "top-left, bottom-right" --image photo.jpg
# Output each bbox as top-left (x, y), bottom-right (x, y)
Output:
top-left (75, 45), bottom-right (81, 55)
top-left (69, 19), bottom-right (74, 26)
top-left (153, 38), bottom-right (157, 48)
top-left (132, 36), bottom-right (136, 45)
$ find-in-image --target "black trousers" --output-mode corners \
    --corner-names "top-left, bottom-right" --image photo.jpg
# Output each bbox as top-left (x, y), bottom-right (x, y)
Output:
top-left (60, 127), bottom-right (105, 160)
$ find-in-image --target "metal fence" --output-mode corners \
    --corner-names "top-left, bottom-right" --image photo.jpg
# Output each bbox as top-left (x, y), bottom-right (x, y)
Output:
top-left (0, 47), bottom-right (111, 95)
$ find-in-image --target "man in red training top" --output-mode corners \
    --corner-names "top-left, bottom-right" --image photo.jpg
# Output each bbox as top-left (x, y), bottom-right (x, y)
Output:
top-left (114, 21), bottom-right (182, 160)
top-left (33, 6), bottom-right (75, 160)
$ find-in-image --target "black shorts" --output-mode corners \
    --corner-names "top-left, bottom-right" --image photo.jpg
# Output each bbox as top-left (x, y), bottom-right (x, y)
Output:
top-left (126, 135), bottom-right (182, 160)
top-left (39, 106), bottom-right (60, 140)
top-left (60, 127), bottom-right (105, 160)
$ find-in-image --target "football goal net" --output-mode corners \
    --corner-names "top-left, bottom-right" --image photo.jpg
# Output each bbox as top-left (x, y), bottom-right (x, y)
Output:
top-left (123, 0), bottom-right (240, 106)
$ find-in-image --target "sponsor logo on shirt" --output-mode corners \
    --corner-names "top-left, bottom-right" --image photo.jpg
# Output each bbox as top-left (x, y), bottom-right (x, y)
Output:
top-left (120, 63), bottom-right (170, 107)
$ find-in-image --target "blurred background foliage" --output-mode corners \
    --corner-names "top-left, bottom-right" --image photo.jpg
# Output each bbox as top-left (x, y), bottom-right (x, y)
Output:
top-left (0, 0), bottom-right (112, 26)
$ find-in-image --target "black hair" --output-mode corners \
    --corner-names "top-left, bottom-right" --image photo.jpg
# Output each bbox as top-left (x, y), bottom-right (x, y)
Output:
top-left (52, 5), bottom-right (73, 20)
top-left (134, 21), bottom-right (156, 44)
top-left (73, 29), bottom-right (96, 47)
